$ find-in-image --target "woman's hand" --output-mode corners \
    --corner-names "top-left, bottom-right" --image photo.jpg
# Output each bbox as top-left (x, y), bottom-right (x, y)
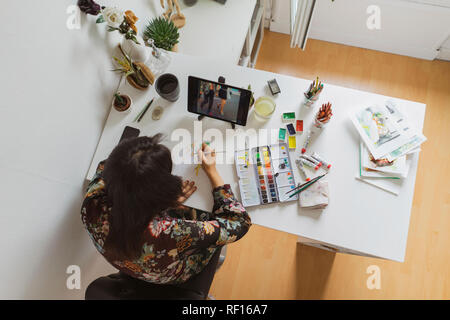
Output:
top-left (198, 143), bottom-right (224, 188)
top-left (177, 180), bottom-right (197, 204)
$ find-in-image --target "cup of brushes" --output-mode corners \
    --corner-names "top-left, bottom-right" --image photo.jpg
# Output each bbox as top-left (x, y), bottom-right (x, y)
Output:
top-left (303, 77), bottom-right (323, 108)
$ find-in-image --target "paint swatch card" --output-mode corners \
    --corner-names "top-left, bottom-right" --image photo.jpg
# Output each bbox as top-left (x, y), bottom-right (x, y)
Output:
top-left (278, 185), bottom-right (297, 202)
top-left (272, 158), bottom-right (291, 173)
top-left (235, 143), bottom-right (298, 207)
top-left (275, 172), bottom-right (295, 188)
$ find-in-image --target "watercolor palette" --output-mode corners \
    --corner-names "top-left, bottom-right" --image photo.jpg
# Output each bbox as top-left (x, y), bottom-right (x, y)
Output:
top-left (235, 143), bottom-right (298, 207)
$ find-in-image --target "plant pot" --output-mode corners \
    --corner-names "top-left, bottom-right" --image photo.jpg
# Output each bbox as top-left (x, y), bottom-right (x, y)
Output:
top-left (121, 35), bottom-right (150, 63)
top-left (183, 0), bottom-right (198, 6)
top-left (171, 43), bottom-right (179, 52)
top-left (126, 62), bottom-right (155, 90)
top-left (113, 95), bottom-right (132, 113)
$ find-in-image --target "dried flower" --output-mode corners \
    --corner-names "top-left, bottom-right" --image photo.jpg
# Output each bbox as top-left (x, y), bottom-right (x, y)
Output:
top-left (78, 0), bottom-right (101, 15)
top-left (125, 10), bottom-right (139, 33)
top-left (102, 7), bottom-right (124, 29)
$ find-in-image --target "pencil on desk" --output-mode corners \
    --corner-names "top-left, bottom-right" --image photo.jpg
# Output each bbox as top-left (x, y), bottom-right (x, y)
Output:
top-left (137, 98), bottom-right (154, 122)
top-left (134, 98), bottom-right (154, 122)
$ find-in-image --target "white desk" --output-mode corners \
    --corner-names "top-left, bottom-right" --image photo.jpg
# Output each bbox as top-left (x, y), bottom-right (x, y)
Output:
top-left (176, 0), bottom-right (257, 65)
top-left (87, 53), bottom-right (425, 262)
top-left (97, 0), bottom-right (256, 65)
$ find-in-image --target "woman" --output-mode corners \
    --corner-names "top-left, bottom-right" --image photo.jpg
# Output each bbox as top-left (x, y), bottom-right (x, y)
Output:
top-left (81, 134), bottom-right (251, 290)
top-left (217, 84), bottom-right (229, 116)
top-left (200, 82), bottom-right (215, 114)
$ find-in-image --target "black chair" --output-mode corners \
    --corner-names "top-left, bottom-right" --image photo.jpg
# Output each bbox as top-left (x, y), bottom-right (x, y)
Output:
top-left (85, 247), bottom-right (226, 300)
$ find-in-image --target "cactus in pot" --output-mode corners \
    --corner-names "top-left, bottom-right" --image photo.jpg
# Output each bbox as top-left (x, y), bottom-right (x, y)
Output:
top-left (143, 17), bottom-right (180, 52)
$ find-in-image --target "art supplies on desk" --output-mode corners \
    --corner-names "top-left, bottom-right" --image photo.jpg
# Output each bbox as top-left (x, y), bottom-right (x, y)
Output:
top-left (296, 120), bottom-right (303, 132)
top-left (135, 98), bottom-right (154, 122)
top-left (356, 141), bottom-right (410, 195)
top-left (360, 142), bottom-right (409, 178)
top-left (288, 136), bottom-right (296, 149)
top-left (349, 101), bottom-right (427, 160)
top-left (279, 128), bottom-right (287, 141)
top-left (286, 173), bottom-right (327, 199)
top-left (314, 103), bottom-right (333, 129)
top-left (299, 180), bottom-right (329, 209)
top-left (351, 100), bottom-right (426, 195)
top-left (303, 77), bottom-right (323, 108)
top-left (282, 112), bottom-right (296, 122)
top-left (268, 79), bottom-right (281, 95)
top-left (286, 123), bottom-right (296, 135)
top-left (311, 152), bottom-right (331, 170)
top-left (295, 159), bottom-right (310, 181)
top-left (235, 143), bottom-right (298, 207)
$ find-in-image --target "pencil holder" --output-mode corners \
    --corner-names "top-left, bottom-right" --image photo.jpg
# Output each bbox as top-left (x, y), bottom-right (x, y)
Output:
top-left (313, 117), bottom-right (328, 130)
top-left (312, 102), bottom-right (332, 130)
top-left (303, 92), bottom-right (320, 108)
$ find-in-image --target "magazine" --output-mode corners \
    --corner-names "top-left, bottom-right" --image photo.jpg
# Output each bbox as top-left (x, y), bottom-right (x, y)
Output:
top-left (360, 142), bottom-right (409, 178)
top-left (349, 102), bottom-right (425, 160)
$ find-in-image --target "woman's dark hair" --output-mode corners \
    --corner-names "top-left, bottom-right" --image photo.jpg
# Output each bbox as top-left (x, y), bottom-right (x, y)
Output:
top-left (102, 134), bottom-right (182, 260)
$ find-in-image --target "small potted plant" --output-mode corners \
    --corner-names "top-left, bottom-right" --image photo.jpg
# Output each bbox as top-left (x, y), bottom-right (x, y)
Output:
top-left (112, 92), bottom-right (132, 112)
top-left (143, 17), bottom-right (180, 52)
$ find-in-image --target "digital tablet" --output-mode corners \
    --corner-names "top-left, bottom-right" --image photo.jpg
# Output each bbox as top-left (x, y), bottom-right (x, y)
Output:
top-left (187, 76), bottom-right (252, 126)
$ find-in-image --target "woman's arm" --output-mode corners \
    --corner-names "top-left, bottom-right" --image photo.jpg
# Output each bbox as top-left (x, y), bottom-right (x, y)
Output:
top-left (198, 143), bottom-right (251, 241)
top-left (198, 143), bottom-right (223, 188)
top-left (157, 144), bottom-right (251, 250)
top-left (158, 190), bottom-right (250, 251)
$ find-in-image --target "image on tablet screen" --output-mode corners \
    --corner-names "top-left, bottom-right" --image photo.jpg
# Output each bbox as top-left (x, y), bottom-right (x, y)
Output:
top-left (193, 80), bottom-right (242, 123)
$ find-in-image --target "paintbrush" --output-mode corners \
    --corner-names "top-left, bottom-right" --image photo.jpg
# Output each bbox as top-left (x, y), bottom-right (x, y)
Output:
top-left (286, 173), bottom-right (328, 198)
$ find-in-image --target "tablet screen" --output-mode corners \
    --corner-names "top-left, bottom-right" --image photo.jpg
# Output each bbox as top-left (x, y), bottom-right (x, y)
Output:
top-left (188, 76), bottom-right (251, 126)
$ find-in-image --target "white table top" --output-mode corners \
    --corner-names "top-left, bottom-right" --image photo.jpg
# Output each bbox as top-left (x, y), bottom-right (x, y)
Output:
top-left (87, 53), bottom-right (425, 262)
top-left (96, 0), bottom-right (256, 64)
top-left (177, 0), bottom-right (256, 65)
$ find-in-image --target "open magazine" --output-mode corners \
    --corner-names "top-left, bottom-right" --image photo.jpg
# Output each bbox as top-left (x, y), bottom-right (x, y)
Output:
top-left (349, 101), bottom-right (426, 160)
top-left (360, 142), bottom-right (410, 178)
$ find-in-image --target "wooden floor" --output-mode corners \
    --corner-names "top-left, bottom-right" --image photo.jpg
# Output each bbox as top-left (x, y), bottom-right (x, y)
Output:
top-left (209, 31), bottom-right (450, 300)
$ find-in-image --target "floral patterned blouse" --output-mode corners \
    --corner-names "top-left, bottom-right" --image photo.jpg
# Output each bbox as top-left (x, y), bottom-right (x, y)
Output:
top-left (81, 161), bottom-right (251, 285)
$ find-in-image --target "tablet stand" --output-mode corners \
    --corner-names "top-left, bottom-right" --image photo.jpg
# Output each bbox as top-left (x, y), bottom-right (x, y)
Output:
top-left (198, 76), bottom-right (236, 129)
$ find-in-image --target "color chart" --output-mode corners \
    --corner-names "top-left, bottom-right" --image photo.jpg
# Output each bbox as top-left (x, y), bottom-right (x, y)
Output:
top-left (235, 143), bottom-right (298, 207)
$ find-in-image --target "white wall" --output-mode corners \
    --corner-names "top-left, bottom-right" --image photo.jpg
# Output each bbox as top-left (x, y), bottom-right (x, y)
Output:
top-left (269, 0), bottom-right (450, 60)
top-left (0, 0), bottom-right (256, 300)
top-left (0, 0), bottom-right (159, 299)
top-left (437, 35), bottom-right (450, 60)
top-left (269, 0), bottom-right (291, 34)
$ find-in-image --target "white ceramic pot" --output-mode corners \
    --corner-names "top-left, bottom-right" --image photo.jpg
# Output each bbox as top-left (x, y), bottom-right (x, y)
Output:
top-left (121, 35), bottom-right (150, 63)
top-left (112, 95), bottom-right (132, 114)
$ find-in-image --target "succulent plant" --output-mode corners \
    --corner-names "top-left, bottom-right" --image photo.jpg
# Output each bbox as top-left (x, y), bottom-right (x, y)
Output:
top-left (114, 92), bottom-right (125, 106)
top-left (143, 17), bottom-right (179, 51)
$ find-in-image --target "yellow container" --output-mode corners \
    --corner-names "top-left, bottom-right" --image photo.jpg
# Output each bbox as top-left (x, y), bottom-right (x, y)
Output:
top-left (254, 96), bottom-right (276, 120)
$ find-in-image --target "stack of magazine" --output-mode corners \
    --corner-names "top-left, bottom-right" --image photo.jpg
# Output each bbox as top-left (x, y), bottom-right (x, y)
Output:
top-left (349, 100), bottom-right (427, 195)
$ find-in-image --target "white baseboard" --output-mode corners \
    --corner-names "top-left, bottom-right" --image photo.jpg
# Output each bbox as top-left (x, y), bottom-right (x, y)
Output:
top-left (436, 47), bottom-right (450, 61)
top-left (309, 29), bottom-right (439, 60)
